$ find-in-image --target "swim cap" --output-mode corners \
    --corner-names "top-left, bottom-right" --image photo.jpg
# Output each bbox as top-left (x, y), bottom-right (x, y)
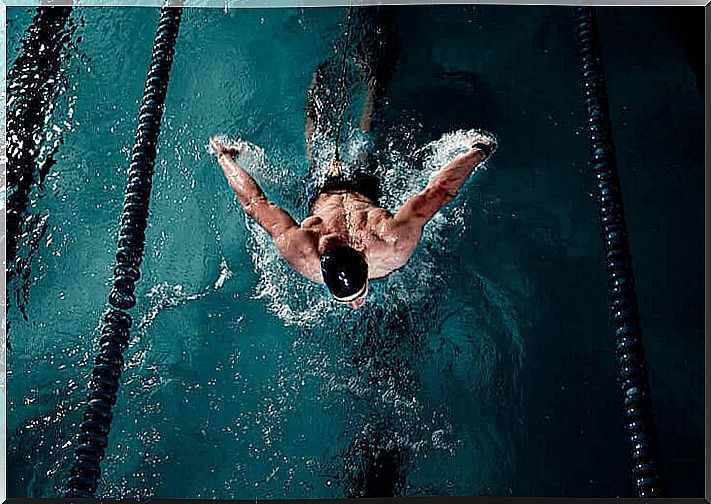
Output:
top-left (320, 246), bottom-right (368, 300)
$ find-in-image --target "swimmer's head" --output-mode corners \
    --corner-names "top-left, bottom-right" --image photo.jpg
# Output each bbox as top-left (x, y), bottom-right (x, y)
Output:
top-left (320, 245), bottom-right (369, 309)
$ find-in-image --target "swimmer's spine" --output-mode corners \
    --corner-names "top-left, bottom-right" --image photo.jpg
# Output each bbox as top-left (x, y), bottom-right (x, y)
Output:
top-left (65, 7), bottom-right (182, 498)
top-left (574, 7), bottom-right (662, 498)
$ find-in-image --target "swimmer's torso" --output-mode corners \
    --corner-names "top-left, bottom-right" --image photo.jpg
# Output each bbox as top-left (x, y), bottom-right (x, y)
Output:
top-left (301, 192), bottom-right (421, 279)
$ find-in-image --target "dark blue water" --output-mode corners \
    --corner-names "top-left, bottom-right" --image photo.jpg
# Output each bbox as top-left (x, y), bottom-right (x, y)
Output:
top-left (5, 4), bottom-right (704, 498)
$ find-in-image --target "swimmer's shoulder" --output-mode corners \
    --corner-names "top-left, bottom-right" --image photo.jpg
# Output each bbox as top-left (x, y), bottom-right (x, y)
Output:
top-left (365, 205), bottom-right (395, 232)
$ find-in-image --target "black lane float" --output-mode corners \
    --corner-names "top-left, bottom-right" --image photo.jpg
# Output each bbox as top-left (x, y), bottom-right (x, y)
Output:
top-left (574, 7), bottom-right (662, 498)
top-left (65, 6), bottom-right (183, 498)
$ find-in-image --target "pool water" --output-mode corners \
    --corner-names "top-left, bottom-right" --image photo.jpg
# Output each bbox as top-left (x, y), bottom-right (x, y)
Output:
top-left (5, 4), bottom-right (704, 499)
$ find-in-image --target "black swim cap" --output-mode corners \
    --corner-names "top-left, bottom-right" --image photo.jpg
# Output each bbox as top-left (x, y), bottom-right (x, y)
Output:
top-left (320, 246), bottom-right (368, 300)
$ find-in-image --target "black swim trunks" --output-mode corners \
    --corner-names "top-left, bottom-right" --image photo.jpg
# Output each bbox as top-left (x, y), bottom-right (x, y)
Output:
top-left (307, 153), bottom-right (382, 212)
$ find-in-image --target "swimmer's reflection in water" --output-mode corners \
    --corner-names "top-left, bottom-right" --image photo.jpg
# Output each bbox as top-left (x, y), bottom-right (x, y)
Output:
top-left (210, 11), bottom-right (496, 309)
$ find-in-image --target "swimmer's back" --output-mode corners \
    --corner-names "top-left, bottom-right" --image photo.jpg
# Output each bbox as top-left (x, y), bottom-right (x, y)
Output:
top-left (304, 191), bottom-right (420, 279)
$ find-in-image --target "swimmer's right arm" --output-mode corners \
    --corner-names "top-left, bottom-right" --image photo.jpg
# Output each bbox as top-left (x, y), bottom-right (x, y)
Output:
top-left (210, 137), bottom-right (323, 284)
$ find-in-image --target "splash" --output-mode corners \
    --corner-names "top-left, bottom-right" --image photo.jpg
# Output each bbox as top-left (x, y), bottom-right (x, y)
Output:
top-left (136, 257), bottom-right (234, 333)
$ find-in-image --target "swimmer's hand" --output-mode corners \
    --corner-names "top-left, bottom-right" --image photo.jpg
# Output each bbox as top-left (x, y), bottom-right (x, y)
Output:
top-left (468, 131), bottom-right (498, 159)
top-left (209, 136), bottom-right (241, 159)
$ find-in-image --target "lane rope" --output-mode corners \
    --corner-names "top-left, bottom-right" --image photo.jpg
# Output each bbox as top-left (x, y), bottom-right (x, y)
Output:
top-left (574, 7), bottom-right (662, 498)
top-left (65, 6), bottom-right (183, 497)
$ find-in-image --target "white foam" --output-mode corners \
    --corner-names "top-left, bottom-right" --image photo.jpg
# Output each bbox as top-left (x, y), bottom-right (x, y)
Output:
top-left (136, 256), bottom-right (234, 333)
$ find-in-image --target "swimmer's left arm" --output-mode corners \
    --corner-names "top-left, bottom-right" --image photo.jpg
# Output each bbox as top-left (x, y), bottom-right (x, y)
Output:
top-left (211, 137), bottom-right (322, 284)
top-left (211, 137), bottom-right (298, 237)
top-left (381, 139), bottom-right (495, 267)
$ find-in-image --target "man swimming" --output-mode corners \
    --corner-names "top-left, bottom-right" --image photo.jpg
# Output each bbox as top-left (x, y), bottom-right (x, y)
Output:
top-left (210, 134), bottom-right (495, 309)
top-left (210, 9), bottom-right (496, 309)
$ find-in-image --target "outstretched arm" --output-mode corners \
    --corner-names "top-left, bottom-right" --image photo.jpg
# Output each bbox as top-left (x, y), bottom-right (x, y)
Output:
top-left (393, 137), bottom-right (496, 230)
top-left (211, 137), bottom-right (297, 236)
top-left (210, 137), bottom-right (322, 283)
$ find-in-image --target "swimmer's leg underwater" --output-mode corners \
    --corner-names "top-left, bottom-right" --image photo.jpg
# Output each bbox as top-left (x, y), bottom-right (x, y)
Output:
top-left (304, 5), bottom-right (398, 174)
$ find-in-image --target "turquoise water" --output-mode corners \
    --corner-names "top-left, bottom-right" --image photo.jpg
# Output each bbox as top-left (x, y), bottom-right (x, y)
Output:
top-left (6, 5), bottom-right (704, 498)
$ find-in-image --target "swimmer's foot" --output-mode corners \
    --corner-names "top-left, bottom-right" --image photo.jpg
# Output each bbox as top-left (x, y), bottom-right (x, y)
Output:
top-left (209, 136), bottom-right (240, 159)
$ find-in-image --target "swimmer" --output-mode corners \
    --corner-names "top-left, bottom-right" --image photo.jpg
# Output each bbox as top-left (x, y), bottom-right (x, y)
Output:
top-left (210, 132), bottom-right (496, 309)
top-left (211, 13), bottom-right (496, 309)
